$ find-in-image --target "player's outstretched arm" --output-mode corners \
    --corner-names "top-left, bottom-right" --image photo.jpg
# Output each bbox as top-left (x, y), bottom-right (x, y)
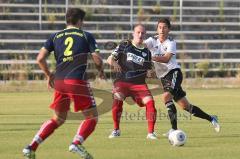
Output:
top-left (91, 52), bottom-right (105, 79)
top-left (37, 47), bottom-right (54, 88)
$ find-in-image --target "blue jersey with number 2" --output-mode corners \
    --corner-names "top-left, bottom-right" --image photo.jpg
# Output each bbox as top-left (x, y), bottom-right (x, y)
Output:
top-left (43, 27), bottom-right (99, 80)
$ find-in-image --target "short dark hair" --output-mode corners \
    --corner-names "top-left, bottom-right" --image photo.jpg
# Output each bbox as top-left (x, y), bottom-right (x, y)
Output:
top-left (66, 8), bottom-right (86, 25)
top-left (157, 18), bottom-right (171, 28)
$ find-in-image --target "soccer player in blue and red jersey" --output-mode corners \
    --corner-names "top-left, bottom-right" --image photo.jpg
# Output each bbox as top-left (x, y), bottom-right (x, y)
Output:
top-left (23, 8), bottom-right (104, 159)
top-left (107, 24), bottom-right (157, 139)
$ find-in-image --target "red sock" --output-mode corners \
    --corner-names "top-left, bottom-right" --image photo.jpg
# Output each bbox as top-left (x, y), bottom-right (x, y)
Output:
top-left (73, 117), bottom-right (97, 145)
top-left (30, 119), bottom-right (59, 151)
top-left (145, 100), bottom-right (156, 133)
top-left (112, 99), bottom-right (123, 130)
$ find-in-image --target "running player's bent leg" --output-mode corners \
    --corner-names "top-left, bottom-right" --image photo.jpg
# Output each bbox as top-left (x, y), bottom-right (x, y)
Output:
top-left (178, 97), bottom-right (220, 131)
top-left (72, 107), bottom-right (98, 145)
top-left (187, 104), bottom-right (212, 121)
top-left (29, 111), bottom-right (67, 151)
top-left (178, 97), bottom-right (212, 122)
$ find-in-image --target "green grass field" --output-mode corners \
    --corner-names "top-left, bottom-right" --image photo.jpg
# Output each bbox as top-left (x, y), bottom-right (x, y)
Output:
top-left (1, 88), bottom-right (240, 159)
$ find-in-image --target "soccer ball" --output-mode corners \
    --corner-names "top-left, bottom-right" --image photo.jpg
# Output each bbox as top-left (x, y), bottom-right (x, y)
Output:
top-left (168, 130), bottom-right (187, 146)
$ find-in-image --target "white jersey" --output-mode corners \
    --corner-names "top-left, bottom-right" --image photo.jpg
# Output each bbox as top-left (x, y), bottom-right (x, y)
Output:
top-left (145, 35), bottom-right (180, 78)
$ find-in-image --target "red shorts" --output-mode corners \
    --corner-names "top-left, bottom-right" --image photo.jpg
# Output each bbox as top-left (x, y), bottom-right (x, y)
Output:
top-left (113, 81), bottom-right (152, 107)
top-left (50, 79), bottom-right (96, 112)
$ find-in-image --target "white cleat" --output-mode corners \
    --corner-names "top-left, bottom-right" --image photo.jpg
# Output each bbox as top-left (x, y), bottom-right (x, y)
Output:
top-left (211, 115), bottom-right (220, 132)
top-left (108, 129), bottom-right (120, 139)
top-left (162, 129), bottom-right (175, 138)
top-left (146, 132), bottom-right (158, 140)
top-left (69, 143), bottom-right (93, 159)
top-left (22, 146), bottom-right (35, 159)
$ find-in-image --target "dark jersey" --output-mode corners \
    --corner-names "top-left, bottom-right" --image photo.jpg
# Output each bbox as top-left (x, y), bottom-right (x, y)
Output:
top-left (111, 40), bottom-right (152, 84)
top-left (43, 27), bottom-right (99, 80)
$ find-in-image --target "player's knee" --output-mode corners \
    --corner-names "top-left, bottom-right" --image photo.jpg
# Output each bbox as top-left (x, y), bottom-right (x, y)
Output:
top-left (53, 116), bottom-right (66, 126)
top-left (113, 92), bottom-right (125, 101)
top-left (183, 104), bottom-right (192, 112)
top-left (89, 111), bottom-right (98, 123)
top-left (53, 110), bottom-right (67, 126)
top-left (83, 107), bottom-right (99, 121)
top-left (161, 92), bottom-right (172, 102)
top-left (142, 96), bottom-right (154, 105)
top-left (145, 99), bottom-right (156, 111)
top-left (145, 100), bottom-right (156, 121)
top-left (87, 115), bottom-right (98, 124)
top-left (92, 109), bottom-right (99, 123)
top-left (172, 89), bottom-right (186, 102)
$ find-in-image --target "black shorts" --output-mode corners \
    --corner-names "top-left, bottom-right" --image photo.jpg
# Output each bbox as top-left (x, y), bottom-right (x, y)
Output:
top-left (161, 68), bottom-right (186, 102)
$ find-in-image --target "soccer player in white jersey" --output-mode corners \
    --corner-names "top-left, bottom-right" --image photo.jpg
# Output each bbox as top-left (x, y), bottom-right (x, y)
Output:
top-left (145, 18), bottom-right (220, 137)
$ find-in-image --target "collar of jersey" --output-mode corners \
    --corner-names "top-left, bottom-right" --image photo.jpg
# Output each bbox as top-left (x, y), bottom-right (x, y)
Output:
top-left (64, 26), bottom-right (80, 30)
top-left (131, 42), bottom-right (145, 50)
top-left (158, 36), bottom-right (169, 44)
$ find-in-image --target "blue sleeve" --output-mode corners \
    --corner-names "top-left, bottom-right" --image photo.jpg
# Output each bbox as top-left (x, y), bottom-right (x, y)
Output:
top-left (43, 33), bottom-right (56, 53)
top-left (84, 31), bottom-right (100, 53)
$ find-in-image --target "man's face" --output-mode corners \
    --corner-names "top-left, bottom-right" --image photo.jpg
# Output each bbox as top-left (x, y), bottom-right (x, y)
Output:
top-left (132, 25), bottom-right (146, 44)
top-left (157, 22), bottom-right (170, 38)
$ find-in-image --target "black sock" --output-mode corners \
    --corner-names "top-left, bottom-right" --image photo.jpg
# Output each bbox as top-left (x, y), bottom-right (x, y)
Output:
top-left (185, 104), bottom-right (212, 122)
top-left (165, 101), bottom-right (177, 130)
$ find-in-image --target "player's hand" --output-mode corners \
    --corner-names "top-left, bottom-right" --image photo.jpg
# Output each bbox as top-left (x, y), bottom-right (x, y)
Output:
top-left (98, 70), bottom-right (106, 79)
top-left (152, 56), bottom-right (159, 62)
top-left (112, 63), bottom-right (122, 72)
top-left (47, 73), bottom-right (55, 89)
top-left (147, 69), bottom-right (156, 78)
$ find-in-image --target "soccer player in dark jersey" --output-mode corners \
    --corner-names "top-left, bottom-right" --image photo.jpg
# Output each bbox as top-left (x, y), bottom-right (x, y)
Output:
top-left (23, 8), bottom-right (104, 159)
top-left (107, 24), bottom-right (157, 139)
top-left (145, 18), bottom-right (220, 137)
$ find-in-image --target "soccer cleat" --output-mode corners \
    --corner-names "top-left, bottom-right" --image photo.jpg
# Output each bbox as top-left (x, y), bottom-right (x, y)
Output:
top-left (22, 145), bottom-right (35, 159)
top-left (108, 129), bottom-right (120, 138)
top-left (146, 132), bottom-right (158, 140)
top-left (162, 129), bottom-right (175, 138)
top-left (211, 115), bottom-right (220, 132)
top-left (69, 143), bottom-right (93, 159)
